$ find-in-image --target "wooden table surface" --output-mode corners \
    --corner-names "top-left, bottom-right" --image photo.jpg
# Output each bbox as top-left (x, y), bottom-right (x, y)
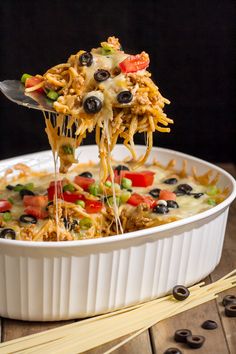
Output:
top-left (0, 163), bottom-right (235, 354)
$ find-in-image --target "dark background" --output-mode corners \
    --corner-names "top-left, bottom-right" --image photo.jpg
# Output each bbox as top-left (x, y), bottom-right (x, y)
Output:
top-left (0, 0), bottom-right (235, 162)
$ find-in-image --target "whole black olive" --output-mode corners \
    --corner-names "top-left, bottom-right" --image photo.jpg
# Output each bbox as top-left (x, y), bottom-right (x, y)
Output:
top-left (172, 285), bottom-right (190, 301)
top-left (186, 335), bottom-right (205, 349)
top-left (117, 91), bottom-right (133, 104)
top-left (153, 204), bottom-right (169, 214)
top-left (114, 165), bottom-right (129, 174)
top-left (164, 178), bottom-right (178, 185)
top-left (19, 189), bottom-right (35, 199)
top-left (174, 329), bottom-right (192, 343)
top-left (78, 52), bottom-right (93, 67)
top-left (163, 348), bottom-right (182, 354)
top-left (167, 200), bottom-right (179, 208)
top-left (175, 184), bottom-right (193, 195)
top-left (79, 171), bottom-right (93, 178)
top-left (0, 228), bottom-right (16, 240)
top-left (20, 214), bottom-right (37, 225)
top-left (201, 320), bottom-right (218, 330)
top-left (222, 295), bottom-right (236, 307)
top-left (149, 188), bottom-right (161, 198)
top-left (83, 96), bottom-right (102, 114)
top-left (94, 69), bottom-right (110, 82)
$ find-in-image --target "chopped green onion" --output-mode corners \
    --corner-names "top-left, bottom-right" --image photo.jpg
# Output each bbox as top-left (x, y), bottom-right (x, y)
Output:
top-left (63, 184), bottom-right (75, 192)
top-left (105, 181), bottom-right (112, 188)
top-left (207, 186), bottom-right (218, 196)
top-left (8, 198), bottom-right (14, 205)
top-left (207, 198), bottom-right (216, 206)
top-left (121, 177), bottom-right (132, 190)
top-left (3, 212), bottom-right (12, 222)
top-left (14, 183), bottom-right (34, 192)
top-left (47, 90), bottom-right (59, 101)
top-left (13, 184), bottom-right (24, 192)
top-left (79, 217), bottom-right (93, 230)
top-left (62, 144), bottom-right (73, 155)
top-left (120, 190), bottom-right (131, 204)
top-left (89, 183), bottom-right (101, 196)
top-left (107, 196), bottom-right (120, 207)
top-left (25, 183), bottom-right (34, 191)
top-left (21, 73), bottom-right (32, 84)
top-left (101, 43), bottom-right (115, 55)
top-left (75, 200), bottom-right (85, 208)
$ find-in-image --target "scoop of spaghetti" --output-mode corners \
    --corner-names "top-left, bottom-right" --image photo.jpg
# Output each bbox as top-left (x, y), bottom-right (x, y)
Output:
top-left (25, 37), bottom-right (173, 178)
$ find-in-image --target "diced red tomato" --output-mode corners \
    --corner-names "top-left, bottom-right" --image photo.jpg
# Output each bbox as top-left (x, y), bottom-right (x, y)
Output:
top-left (0, 199), bottom-right (12, 213)
top-left (85, 199), bottom-right (103, 214)
top-left (24, 206), bottom-right (48, 219)
top-left (63, 192), bottom-right (85, 203)
top-left (47, 180), bottom-right (64, 201)
top-left (120, 171), bottom-right (155, 187)
top-left (25, 76), bottom-right (44, 93)
top-left (119, 52), bottom-right (150, 73)
top-left (127, 193), bottom-right (156, 208)
top-left (74, 176), bottom-right (95, 191)
top-left (23, 195), bottom-right (48, 208)
top-left (159, 190), bottom-right (176, 201)
top-left (106, 170), bottom-right (121, 184)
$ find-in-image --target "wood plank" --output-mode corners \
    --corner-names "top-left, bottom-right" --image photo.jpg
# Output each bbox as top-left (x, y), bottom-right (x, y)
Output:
top-left (209, 163), bottom-right (236, 354)
top-left (2, 319), bottom-right (74, 342)
top-left (83, 330), bottom-right (152, 354)
top-left (0, 318), bottom-right (1, 343)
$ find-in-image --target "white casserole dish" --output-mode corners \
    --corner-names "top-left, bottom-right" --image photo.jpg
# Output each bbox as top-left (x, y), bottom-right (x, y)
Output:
top-left (0, 145), bottom-right (235, 321)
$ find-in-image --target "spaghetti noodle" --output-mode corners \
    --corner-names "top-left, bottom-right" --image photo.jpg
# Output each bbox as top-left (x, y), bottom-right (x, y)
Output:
top-left (24, 37), bottom-right (173, 179)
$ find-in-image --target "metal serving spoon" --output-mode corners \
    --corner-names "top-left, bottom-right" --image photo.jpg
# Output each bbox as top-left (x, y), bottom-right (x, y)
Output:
top-left (0, 80), bottom-right (56, 113)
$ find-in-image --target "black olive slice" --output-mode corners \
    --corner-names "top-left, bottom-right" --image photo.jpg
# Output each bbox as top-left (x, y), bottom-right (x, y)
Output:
top-left (201, 320), bottom-right (218, 330)
top-left (79, 171), bottom-right (93, 178)
top-left (78, 52), bottom-right (93, 66)
top-left (20, 214), bottom-right (37, 224)
top-left (0, 228), bottom-right (16, 240)
top-left (83, 96), bottom-right (102, 114)
top-left (164, 178), bottom-right (178, 185)
top-left (19, 189), bottom-right (35, 199)
top-left (63, 218), bottom-right (78, 231)
top-left (167, 200), bottom-right (179, 208)
top-left (114, 165), bottom-right (129, 174)
top-left (117, 90), bottom-right (133, 104)
top-left (222, 295), bottom-right (236, 307)
top-left (191, 192), bottom-right (204, 199)
top-left (174, 329), bottom-right (192, 342)
top-left (94, 69), bottom-right (110, 82)
top-left (163, 348), bottom-right (182, 354)
top-left (225, 303), bottom-right (236, 317)
top-left (153, 204), bottom-right (169, 214)
top-left (149, 188), bottom-right (161, 198)
top-left (186, 335), bottom-right (205, 349)
top-left (172, 285), bottom-right (190, 301)
top-left (6, 185), bottom-right (14, 190)
top-left (175, 184), bottom-right (193, 195)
